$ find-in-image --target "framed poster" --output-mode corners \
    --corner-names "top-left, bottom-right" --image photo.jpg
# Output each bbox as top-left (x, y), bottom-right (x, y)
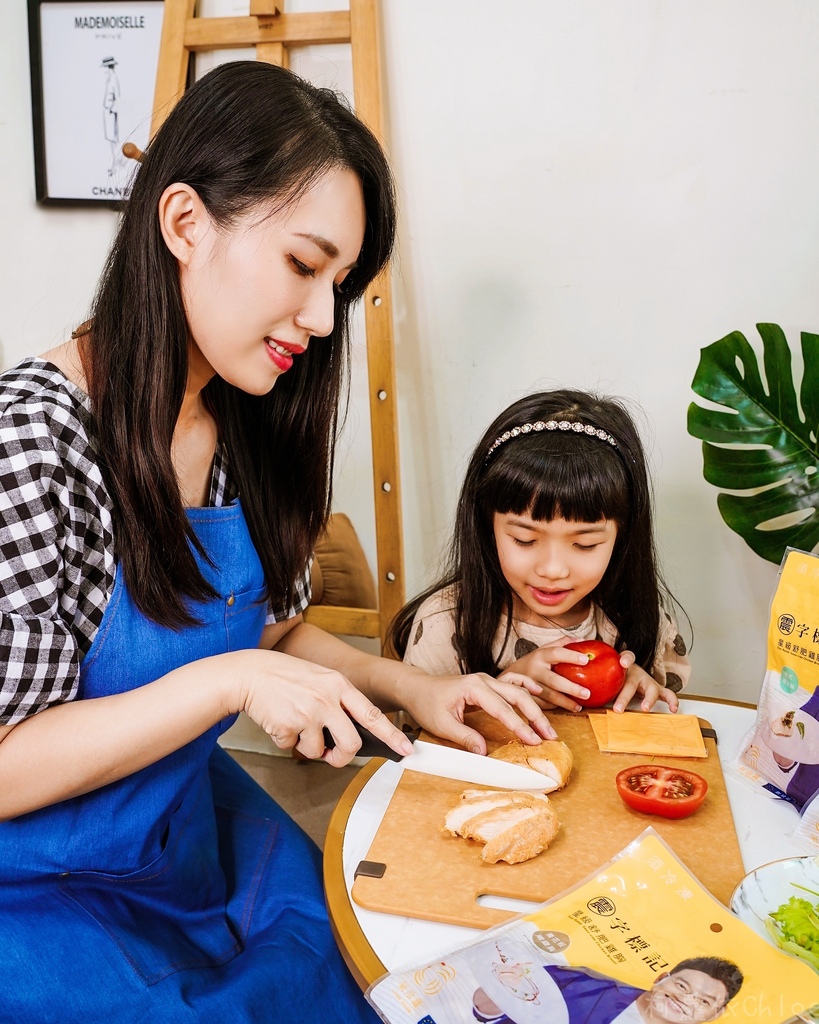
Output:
top-left (27, 0), bottom-right (165, 205)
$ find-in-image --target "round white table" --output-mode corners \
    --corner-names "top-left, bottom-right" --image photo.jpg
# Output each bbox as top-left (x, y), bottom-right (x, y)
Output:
top-left (323, 696), bottom-right (807, 989)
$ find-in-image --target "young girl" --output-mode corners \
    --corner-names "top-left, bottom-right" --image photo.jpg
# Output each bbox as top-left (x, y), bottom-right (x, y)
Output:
top-left (0, 62), bottom-right (552, 1024)
top-left (392, 390), bottom-right (690, 714)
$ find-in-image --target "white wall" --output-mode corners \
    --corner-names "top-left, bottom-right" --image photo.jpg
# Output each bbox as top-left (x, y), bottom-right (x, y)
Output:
top-left (0, 5), bottom-right (120, 356)
top-left (3, 1), bottom-right (819, 704)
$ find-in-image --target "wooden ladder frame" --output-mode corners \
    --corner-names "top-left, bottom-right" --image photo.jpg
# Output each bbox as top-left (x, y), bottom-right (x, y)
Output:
top-left (150, 0), bottom-right (404, 651)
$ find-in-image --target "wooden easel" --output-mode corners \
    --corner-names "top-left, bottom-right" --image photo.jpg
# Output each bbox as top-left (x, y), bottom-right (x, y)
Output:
top-left (148, 0), bottom-right (404, 652)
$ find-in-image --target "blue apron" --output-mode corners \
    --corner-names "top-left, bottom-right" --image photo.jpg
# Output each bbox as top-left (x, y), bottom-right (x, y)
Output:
top-left (0, 501), bottom-right (378, 1023)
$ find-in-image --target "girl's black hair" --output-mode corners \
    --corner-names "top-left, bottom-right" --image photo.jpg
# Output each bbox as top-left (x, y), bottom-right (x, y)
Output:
top-left (391, 389), bottom-right (684, 675)
top-left (85, 60), bottom-right (396, 627)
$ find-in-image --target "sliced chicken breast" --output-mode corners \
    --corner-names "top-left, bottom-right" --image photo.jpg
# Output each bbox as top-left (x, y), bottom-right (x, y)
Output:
top-left (443, 788), bottom-right (560, 864)
top-left (443, 790), bottom-right (548, 836)
top-left (480, 805), bottom-right (560, 865)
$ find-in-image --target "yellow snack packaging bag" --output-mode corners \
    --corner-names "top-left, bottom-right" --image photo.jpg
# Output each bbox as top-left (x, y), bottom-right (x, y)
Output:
top-left (731, 548), bottom-right (819, 810)
top-left (366, 828), bottom-right (819, 1024)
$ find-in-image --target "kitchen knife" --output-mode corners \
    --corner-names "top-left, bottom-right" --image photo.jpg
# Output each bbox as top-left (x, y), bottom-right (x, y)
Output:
top-left (403, 739), bottom-right (557, 791)
top-left (322, 723), bottom-right (556, 791)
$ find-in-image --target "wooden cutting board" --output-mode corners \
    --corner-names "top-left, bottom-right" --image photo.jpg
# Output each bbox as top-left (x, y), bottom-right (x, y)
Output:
top-left (351, 711), bottom-right (744, 930)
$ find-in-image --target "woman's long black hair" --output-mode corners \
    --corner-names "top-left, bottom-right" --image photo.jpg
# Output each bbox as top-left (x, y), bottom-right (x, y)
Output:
top-left (391, 390), bottom-right (684, 674)
top-left (85, 60), bottom-right (395, 627)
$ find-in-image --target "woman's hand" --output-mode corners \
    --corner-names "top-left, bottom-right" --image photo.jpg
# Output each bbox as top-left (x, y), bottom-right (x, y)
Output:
top-left (610, 652), bottom-right (679, 713)
top-left (238, 649), bottom-right (413, 768)
top-left (264, 618), bottom-right (552, 759)
top-left (498, 644), bottom-right (593, 713)
top-left (396, 671), bottom-right (558, 754)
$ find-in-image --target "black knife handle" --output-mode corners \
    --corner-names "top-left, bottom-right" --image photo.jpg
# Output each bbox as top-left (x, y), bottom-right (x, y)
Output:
top-left (322, 721), bottom-right (409, 762)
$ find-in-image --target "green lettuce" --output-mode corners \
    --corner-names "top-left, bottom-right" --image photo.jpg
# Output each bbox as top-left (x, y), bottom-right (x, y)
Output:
top-left (767, 893), bottom-right (819, 971)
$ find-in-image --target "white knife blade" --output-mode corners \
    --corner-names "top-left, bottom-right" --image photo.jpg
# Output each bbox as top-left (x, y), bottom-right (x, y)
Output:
top-left (402, 739), bottom-right (557, 792)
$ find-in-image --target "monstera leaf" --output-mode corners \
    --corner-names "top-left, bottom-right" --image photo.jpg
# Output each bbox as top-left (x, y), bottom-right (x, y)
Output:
top-left (688, 324), bottom-right (819, 563)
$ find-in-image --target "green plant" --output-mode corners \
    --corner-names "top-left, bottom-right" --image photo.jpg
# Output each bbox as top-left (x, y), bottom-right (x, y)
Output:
top-left (687, 323), bottom-right (819, 563)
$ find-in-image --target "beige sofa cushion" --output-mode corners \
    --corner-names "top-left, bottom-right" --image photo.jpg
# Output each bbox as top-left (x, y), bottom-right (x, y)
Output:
top-left (310, 513), bottom-right (376, 609)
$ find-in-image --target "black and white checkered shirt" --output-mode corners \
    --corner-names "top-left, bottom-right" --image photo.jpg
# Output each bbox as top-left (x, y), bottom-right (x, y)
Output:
top-left (0, 358), bottom-right (309, 726)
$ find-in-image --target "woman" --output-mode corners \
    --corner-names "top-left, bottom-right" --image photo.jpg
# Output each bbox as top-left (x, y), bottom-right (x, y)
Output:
top-left (0, 61), bottom-right (551, 1022)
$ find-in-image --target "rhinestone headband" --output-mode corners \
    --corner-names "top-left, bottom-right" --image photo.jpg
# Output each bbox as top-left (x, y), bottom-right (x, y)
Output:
top-left (485, 419), bottom-right (619, 459)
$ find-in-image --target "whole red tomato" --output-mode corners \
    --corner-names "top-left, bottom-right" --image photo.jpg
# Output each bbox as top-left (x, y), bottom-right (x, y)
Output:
top-left (552, 640), bottom-right (625, 708)
top-left (615, 764), bottom-right (708, 820)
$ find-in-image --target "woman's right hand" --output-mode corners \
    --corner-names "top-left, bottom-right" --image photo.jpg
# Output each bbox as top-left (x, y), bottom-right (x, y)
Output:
top-left (499, 644), bottom-right (593, 713)
top-left (236, 649), bottom-right (412, 768)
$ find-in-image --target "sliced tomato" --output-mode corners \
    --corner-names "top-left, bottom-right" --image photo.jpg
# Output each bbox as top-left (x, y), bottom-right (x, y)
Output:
top-left (615, 764), bottom-right (707, 820)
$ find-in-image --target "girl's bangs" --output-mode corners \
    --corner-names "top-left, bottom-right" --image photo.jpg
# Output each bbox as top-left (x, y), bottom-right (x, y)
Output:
top-left (485, 443), bottom-right (630, 525)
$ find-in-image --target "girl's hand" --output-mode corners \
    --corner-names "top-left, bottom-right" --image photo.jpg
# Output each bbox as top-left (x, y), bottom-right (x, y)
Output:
top-left (238, 649), bottom-right (413, 768)
top-left (398, 672), bottom-right (558, 754)
top-left (611, 652), bottom-right (679, 714)
top-left (499, 644), bottom-right (594, 713)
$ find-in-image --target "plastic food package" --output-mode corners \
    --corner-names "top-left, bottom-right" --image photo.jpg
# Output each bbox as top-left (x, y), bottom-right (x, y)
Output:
top-left (731, 548), bottom-right (819, 811)
top-left (366, 828), bottom-right (819, 1024)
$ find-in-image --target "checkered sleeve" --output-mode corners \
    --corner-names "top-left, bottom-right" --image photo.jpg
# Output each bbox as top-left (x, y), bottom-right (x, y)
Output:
top-left (0, 410), bottom-right (80, 722)
top-left (0, 364), bottom-right (114, 725)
